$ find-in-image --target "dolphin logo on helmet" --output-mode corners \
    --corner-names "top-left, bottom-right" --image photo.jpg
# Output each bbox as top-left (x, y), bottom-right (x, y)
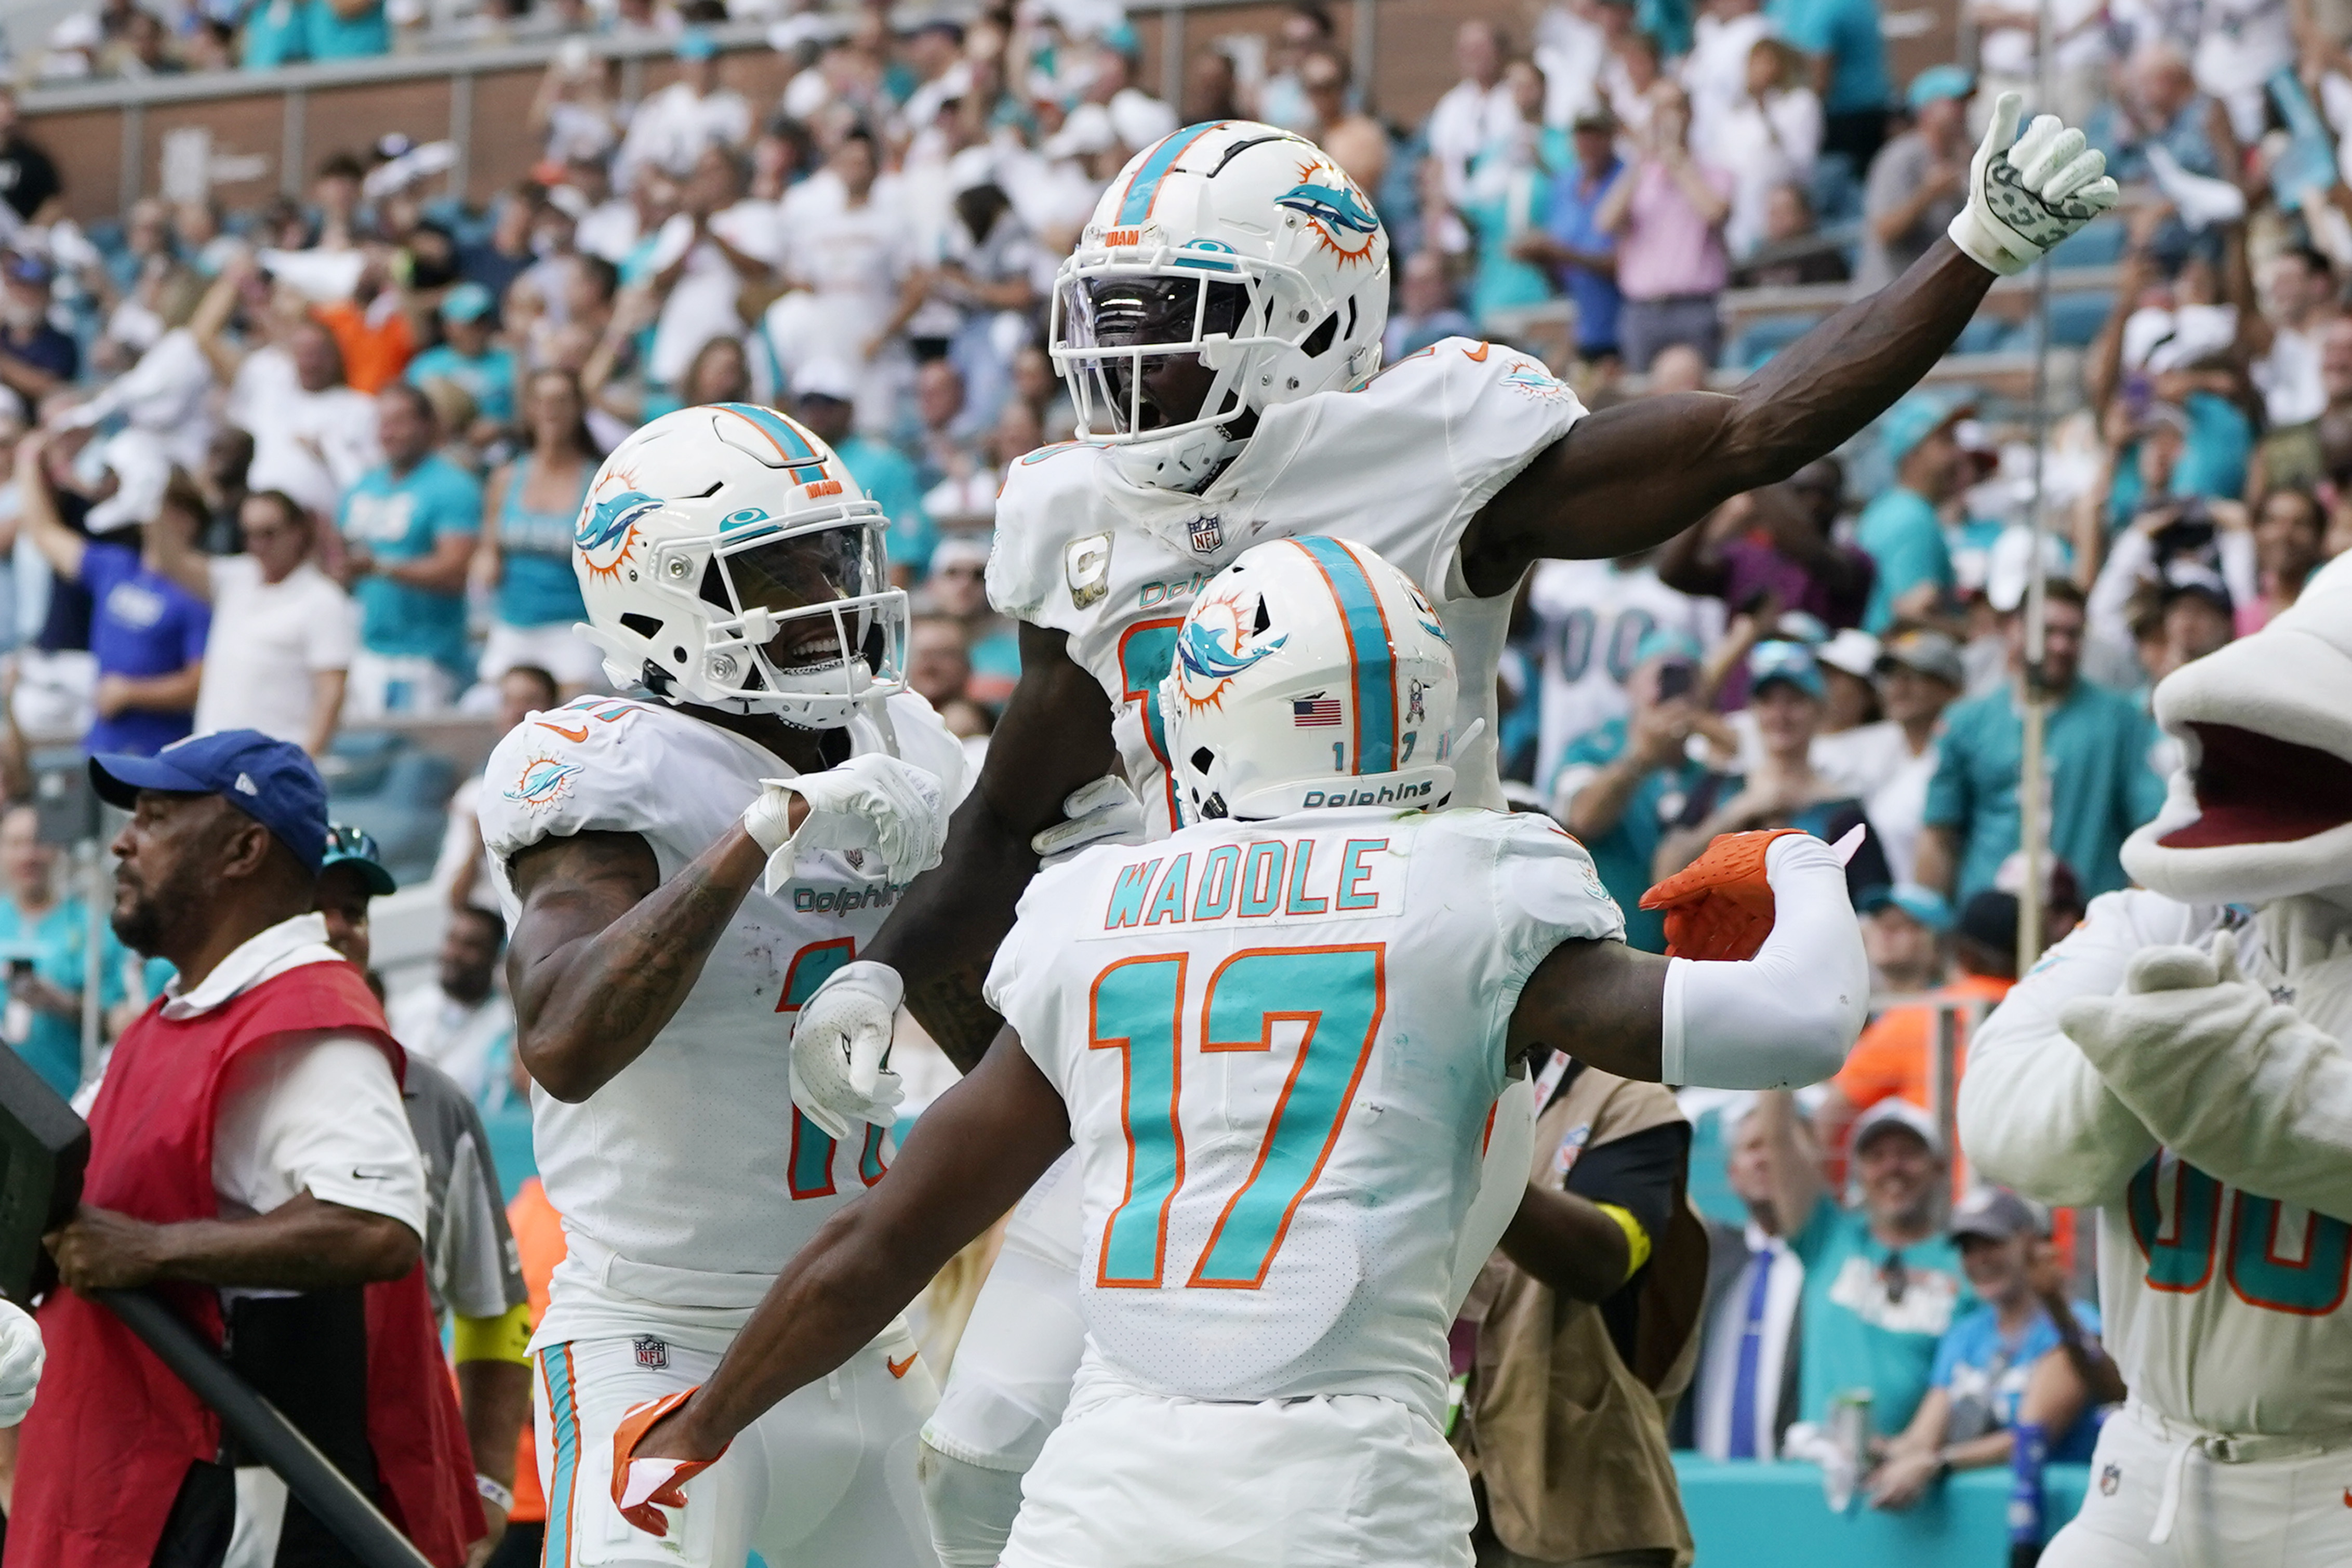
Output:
top-left (1274, 175), bottom-right (1381, 256)
top-left (579, 489), bottom-right (662, 553)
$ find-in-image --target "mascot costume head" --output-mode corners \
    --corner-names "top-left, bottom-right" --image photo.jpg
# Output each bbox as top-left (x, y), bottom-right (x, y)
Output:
top-left (2123, 552), bottom-right (2352, 907)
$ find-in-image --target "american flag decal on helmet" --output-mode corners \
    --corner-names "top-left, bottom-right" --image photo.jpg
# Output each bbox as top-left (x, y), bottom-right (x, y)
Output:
top-left (1292, 694), bottom-right (1342, 727)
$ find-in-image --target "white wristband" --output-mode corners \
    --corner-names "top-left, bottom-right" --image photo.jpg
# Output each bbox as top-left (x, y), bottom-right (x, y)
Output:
top-left (476, 1473), bottom-right (514, 1513)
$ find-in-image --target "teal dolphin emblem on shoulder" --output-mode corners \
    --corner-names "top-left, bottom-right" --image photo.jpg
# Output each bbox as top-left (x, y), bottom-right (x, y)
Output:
top-left (1274, 180), bottom-right (1380, 237)
top-left (578, 490), bottom-right (662, 552)
top-left (1176, 618), bottom-right (1287, 682)
top-left (504, 756), bottom-right (583, 806)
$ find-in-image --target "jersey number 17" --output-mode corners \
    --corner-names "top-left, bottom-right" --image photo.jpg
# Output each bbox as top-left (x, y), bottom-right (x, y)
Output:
top-left (1088, 943), bottom-right (1385, 1292)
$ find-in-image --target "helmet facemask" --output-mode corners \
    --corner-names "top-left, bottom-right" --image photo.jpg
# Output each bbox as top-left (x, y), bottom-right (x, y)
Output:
top-left (590, 506), bottom-right (908, 728)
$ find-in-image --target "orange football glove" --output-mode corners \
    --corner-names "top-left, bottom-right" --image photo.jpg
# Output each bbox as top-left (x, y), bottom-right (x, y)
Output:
top-left (611, 1388), bottom-right (728, 1537)
top-left (1639, 829), bottom-right (1804, 961)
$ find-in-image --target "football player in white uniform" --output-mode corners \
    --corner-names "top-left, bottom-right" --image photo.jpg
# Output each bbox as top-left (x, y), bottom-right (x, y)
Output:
top-left (1959, 555), bottom-right (2352, 1567)
top-left (613, 538), bottom-right (1874, 1566)
top-left (479, 403), bottom-right (973, 1568)
top-left (772, 104), bottom-right (2119, 1561)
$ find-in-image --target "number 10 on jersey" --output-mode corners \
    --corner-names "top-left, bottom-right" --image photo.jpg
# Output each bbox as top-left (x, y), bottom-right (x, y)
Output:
top-left (1088, 944), bottom-right (1386, 1291)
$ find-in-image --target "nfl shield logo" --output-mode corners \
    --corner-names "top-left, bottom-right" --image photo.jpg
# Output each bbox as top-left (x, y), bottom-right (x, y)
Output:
top-left (2098, 1463), bottom-right (2121, 1496)
top-left (633, 1336), bottom-right (669, 1371)
top-left (1186, 514), bottom-right (1224, 554)
top-left (844, 848), bottom-right (865, 870)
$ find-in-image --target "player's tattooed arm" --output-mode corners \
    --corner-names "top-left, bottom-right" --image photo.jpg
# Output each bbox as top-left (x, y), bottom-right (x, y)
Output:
top-left (507, 824), bottom-right (769, 1101)
top-left (1507, 938), bottom-right (1670, 1084)
top-left (638, 1030), bottom-right (1072, 1462)
top-left (864, 623), bottom-right (1117, 1070)
top-left (1457, 240), bottom-right (1995, 595)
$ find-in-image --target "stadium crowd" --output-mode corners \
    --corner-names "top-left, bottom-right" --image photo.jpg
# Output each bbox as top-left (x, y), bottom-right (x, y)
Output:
top-left (0, 0), bottom-right (2346, 1559)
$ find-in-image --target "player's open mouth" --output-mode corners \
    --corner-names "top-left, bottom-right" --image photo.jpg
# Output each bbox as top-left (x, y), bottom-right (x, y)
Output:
top-left (768, 621), bottom-right (849, 673)
top-left (2157, 722), bottom-right (2352, 848)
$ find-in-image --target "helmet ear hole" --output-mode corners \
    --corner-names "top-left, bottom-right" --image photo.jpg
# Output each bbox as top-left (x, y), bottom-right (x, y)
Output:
top-left (620, 612), bottom-right (662, 640)
top-left (1190, 747), bottom-right (1216, 773)
top-left (1300, 312), bottom-right (1338, 357)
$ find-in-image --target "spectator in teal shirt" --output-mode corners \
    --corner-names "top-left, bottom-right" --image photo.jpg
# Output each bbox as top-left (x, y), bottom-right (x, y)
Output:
top-left (1917, 579), bottom-right (2165, 902)
top-left (1857, 392), bottom-right (1965, 634)
top-left (1768, 0), bottom-right (1892, 167)
top-left (477, 368), bottom-right (599, 695)
top-left (1551, 628), bottom-right (1713, 952)
top-left (240, 0), bottom-right (309, 68)
top-left (793, 368), bottom-right (934, 580)
top-left (1758, 1093), bottom-right (1976, 1437)
top-left (339, 383), bottom-right (482, 714)
top-left (0, 803), bottom-right (126, 1099)
top-left (405, 284), bottom-right (517, 435)
top-left (305, 0), bottom-right (390, 60)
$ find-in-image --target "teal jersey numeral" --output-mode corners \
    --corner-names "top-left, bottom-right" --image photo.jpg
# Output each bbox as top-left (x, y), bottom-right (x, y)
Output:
top-left (2128, 1152), bottom-right (2352, 1315)
top-left (1117, 618), bottom-right (1185, 823)
top-left (1090, 954), bottom-right (1189, 1285)
top-left (1190, 946), bottom-right (1386, 1287)
top-left (778, 938), bottom-right (860, 1199)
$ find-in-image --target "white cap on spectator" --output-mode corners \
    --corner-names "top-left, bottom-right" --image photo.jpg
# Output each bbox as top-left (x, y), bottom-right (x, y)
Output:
top-left (931, 534), bottom-right (992, 574)
top-left (1044, 103), bottom-right (1118, 161)
top-left (948, 145), bottom-right (1001, 196)
top-left (793, 359), bottom-right (861, 404)
top-left (2121, 304), bottom-right (2237, 373)
top-left (1816, 629), bottom-right (1880, 681)
top-left (1851, 1096), bottom-right (1945, 1157)
top-left (1108, 89), bottom-right (1179, 152)
top-left (86, 430), bottom-right (172, 536)
top-left (543, 183), bottom-right (591, 222)
top-left (1984, 524), bottom-right (2072, 613)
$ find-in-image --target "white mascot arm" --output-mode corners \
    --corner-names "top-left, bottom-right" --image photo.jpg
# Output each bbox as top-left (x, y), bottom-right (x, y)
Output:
top-left (0, 1296), bottom-right (42, 1426)
top-left (1958, 894), bottom-right (2162, 1206)
top-left (2061, 932), bottom-right (2352, 1224)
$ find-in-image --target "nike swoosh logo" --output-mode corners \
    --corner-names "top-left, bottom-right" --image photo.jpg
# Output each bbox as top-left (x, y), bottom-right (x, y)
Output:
top-left (536, 721), bottom-right (591, 743)
top-left (888, 1353), bottom-right (918, 1379)
top-left (350, 1168), bottom-right (391, 1181)
top-left (1463, 341), bottom-right (1491, 362)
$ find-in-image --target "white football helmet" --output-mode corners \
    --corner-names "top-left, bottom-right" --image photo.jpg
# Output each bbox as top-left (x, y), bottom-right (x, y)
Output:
top-left (1051, 119), bottom-right (1391, 490)
top-left (572, 403), bottom-right (907, 728)
top-left (1160, 537), bottom-right (1456, 823)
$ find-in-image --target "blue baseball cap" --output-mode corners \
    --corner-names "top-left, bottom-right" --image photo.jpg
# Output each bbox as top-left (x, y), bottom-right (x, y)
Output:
top-left (1747, 639), bottom-right (1826, 700)
top-left (1907, 64), bottom-right (1975, 111)
top-left (90, 730), bottom-right (331, 875)
top-left (321, 822), bottom-right (397, 896)
top-left (439, 281), bottom-right (495, 324)
top-left (676, 27), bottom-right (715, 60)
top-left (1879, 391), bottom-right (1973, 465)
top-left (1859, 882), bottom-right (1955, 933)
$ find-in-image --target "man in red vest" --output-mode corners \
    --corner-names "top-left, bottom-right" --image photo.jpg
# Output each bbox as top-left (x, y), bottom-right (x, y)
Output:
top-left (11, 729), bottom-right (483, 1568)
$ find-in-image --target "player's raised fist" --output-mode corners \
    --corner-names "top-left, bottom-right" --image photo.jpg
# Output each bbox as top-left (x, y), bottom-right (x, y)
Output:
top-left (1948, 92), bottom-right (2121, 276)
top-left (743, 753), bottom-right (950, 893)
top-left (1640, 828), bottom-right (1806, 961)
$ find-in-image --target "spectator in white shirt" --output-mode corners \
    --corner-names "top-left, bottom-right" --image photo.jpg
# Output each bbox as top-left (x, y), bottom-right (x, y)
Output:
top-left (763, 128), bottom-right (920, 432)
top-left (388, 906), bottom-right (515, 1110)
top-left (1682, 0), bottom-right (1777, 151)
top-left (1708, 38), bottom-right (1825, 260)
top-left (612, 30), bottom-right (751, 194)
top-left (1428, 19), bottom-right (1520, 204)
top-left (644, 145), bottom-right (782, 395)
top-left (196, 266), bottom-right (381, 522)
top-left (149, 488), bottom-right (357, 757)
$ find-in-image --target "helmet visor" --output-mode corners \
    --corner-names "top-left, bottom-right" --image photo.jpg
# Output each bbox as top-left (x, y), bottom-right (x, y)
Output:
top-left (1054, 272), bottom-right (1251, 437)
top-left (707, 513), bottom-right (889, 677)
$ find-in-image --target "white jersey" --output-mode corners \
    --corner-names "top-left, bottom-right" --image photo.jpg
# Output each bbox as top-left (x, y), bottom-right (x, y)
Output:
top-left (981, 807), bottom-right (1625, 1428)
top-left (986, 338), bottom-right (1587, 835)
top-left (1526, 557), bottom-right (1720, 791)
top-left (1962, 889), bottom-right (2352, 1437)
top-left (477, 692), bottom-right (969, 1352)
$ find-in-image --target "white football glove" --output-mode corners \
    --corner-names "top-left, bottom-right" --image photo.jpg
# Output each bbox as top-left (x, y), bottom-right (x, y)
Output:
top-left (789, 960), bottom-right (907, 1141)
top-left (1948, 92), bottom-right (2121, 276)
top-left (1031, 776), bottom-right (1147, 868)
top-left (0, 1297), bottom-right (43, 1426)
top-left (742, 753), bottom-right (949, 894)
